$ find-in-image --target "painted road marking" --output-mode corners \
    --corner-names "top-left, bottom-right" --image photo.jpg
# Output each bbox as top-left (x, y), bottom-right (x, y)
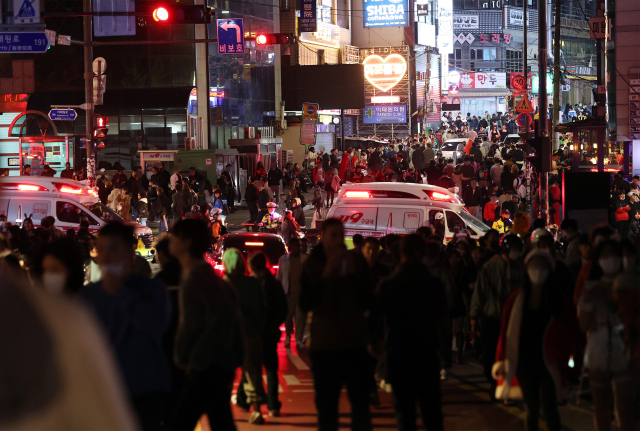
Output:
top-left (287, 351), bottom-right (310, 370)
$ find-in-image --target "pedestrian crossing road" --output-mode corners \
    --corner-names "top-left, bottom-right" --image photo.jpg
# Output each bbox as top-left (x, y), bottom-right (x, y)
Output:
top-left (191, 333), bottom-right (596, 431)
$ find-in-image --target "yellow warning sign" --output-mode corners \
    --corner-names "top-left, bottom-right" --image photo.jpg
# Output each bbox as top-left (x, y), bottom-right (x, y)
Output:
top-left (515, 96), bottom-right (533, 113)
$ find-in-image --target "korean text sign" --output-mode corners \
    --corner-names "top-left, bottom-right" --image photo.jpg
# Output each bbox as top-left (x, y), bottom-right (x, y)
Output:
top-left (363, 105), bottom-right (407, 124)
top-left (364, 0), bottom-right (409, 28)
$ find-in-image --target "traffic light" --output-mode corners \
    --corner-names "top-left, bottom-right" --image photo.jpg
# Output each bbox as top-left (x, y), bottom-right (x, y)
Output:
top-left (256, 33), bottom-right (293, 46)
top-left (94, 116), bottom-right (109, 149)
top-left (151, 4), bottom-right (213, 24)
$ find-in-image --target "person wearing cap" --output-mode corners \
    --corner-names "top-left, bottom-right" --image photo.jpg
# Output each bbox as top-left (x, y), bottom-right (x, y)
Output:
top-left (493, 250), bottom-right (578, 429)
top-left (492, 209), bottom-right (512, 233)
top-left (470, 234), bottom-right (525, 398)
top-left (259, 202), bottom-right (282, 230)
top-left (112, 167), bottom-right (128, 189)
top-left (433, 212), bottom-right (445, 238)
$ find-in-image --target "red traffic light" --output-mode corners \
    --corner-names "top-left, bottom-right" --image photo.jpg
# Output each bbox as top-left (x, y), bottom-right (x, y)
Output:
top-left (96, 116), bottom-right (108, 128)
top-left (255, 33), bottom-right (292, 46)
top-left (150, 4), bottom-right (212, 24)
top-left (153, 7), bottom-right (169, 21)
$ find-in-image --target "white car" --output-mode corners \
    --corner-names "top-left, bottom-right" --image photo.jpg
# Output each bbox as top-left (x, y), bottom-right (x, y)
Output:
top-left (0, 176), bottom-right (154, 247)
top-left (326, 182), bottom-right (489, 244)
top-left (439, 138), bottom-right (467, 164)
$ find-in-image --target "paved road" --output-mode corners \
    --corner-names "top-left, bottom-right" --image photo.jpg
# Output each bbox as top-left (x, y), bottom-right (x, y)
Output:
top-left (211, 334), bottom-right (595, 431)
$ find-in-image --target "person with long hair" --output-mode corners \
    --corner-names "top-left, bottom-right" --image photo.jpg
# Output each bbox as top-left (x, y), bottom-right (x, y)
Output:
top-left (493, 250), bottom-right (578, 430)
top-left (577, 239), bottom-right (636, 431)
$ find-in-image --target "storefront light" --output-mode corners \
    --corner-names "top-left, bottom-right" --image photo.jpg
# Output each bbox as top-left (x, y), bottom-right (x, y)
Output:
top-left (332, 117), bottom-right (340, 124)
top-left (322, 116), bottom-right (331, 125)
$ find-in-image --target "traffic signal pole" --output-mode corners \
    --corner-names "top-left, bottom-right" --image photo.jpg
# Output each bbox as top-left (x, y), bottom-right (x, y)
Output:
top-left (83, 0), bottom-right (95, 183)
top-left (194, 0), bottom-right (209, 149)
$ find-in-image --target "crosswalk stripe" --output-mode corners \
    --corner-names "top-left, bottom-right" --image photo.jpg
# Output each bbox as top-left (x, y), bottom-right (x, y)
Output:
top-left (287, 352), bottom-right (310, 370)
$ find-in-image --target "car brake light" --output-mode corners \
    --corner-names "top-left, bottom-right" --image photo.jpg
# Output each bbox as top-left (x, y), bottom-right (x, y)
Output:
top-left (245, 242), bottom-right (264, 246)
top-left (344, 191), bottom-right (371, 198)
top-left (214, 264), bottom-right (225, 272)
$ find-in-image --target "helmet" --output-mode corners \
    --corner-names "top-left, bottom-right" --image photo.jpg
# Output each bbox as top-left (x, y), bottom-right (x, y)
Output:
top-left (435, 212), bottom-right (444, 221)
top-left (191, 205), bottom-right (200, 213)
top-left (501, 233), bottom-right (524, 254)
top-left (267, 202), bottom-right (277, 208)
top-left (531, 228), bottom-right (553, 245)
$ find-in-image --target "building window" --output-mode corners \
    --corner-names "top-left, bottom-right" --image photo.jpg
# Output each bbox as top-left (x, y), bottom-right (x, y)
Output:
top-left (317, 0), bottom-right (334, 24)
top-left (469, 47), bottom-right (496, 70)
top-left (453, 0), bottom-right (478, 9)
top-left (448, 48), bottom-right (462, 71)
top-left (506, 49), bottom-right (523, 72)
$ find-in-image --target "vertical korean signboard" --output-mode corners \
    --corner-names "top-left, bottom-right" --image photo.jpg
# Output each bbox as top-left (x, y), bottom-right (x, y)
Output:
top-left (437, 0), bottom-right (453, 54)
top-left (363, 0), bottom-right (409, 28)
top-left (300, 102), bottom-right (319, 145)
top-left (300, 0), bottom-right (317, 33)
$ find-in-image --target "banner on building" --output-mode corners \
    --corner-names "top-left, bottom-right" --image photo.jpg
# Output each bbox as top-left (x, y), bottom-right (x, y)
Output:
top-left (300, 0), bottom-right (317, 32)
top-left (456, 72), bottom-right (507, 90)
top-left (437, 0), bottom-right (453, 54)
top-left (453, 15), bottom-right (479, 29)
top-left (363, 0), bottom-right (409, 28)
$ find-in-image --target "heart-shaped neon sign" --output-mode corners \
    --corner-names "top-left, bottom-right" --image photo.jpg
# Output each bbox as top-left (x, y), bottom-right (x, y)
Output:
top-left (363, 53), bottom-right (407, 92)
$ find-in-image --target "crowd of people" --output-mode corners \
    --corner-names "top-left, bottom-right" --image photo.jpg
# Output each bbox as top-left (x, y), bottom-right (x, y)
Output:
top-left (3, 208), bottom-right (638, 430)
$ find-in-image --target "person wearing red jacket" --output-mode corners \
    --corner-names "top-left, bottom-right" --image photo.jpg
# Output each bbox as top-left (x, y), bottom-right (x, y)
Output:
top-left (549, 179), bottom-right (562, 225)
top-left (483, 193), bottom-right (499, 226)
top-left (613, 189), bottom-right (631, 237)
top-left (493, 250), bottom-right (579, 431)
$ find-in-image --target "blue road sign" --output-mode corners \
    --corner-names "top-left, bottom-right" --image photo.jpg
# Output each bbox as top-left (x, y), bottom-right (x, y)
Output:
top-left (217, 19), bottom-right (244, 54)
top-left (49, 109), bottom-right (78, 121)
top-left (363, 105), bottom-right (407, 124)
top-left (0, 32), bottom-right (49, 53)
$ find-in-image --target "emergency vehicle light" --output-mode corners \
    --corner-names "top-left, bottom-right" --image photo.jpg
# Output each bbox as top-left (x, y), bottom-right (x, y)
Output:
top-left (18, 184), bottom-right (48, 191)
top-left (0, 183), bottom-right (49, 191)
top-left (55, 183), bottom-right (88, 195)
top-left (344, 191), bottom-right (371, 198)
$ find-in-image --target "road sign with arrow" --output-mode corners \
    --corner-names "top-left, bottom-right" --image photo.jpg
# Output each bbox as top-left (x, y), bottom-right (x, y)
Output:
top-left (217, 18), bottom-right (244, 54)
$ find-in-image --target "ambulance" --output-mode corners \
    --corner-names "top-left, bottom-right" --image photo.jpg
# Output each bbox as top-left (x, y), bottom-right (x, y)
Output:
top-left (0, 176), bottom-right (155, 253)
top-left (325, 183), bottom-right (490, 244)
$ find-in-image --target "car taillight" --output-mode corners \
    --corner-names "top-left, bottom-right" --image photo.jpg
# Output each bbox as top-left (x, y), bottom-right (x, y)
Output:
top-left (344, 191), bottom-right (371, 198)
top-left (245, 242), bottom-right (264, 246)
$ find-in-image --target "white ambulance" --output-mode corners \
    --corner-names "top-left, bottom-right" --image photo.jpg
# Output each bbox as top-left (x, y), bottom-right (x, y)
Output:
top-left (325, 182), bottom-right (490, 244)
top-left (0, 176), bottom-right (154, 248)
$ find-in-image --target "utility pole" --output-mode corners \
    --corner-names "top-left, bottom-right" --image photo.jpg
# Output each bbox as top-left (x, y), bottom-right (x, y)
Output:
top-left (538, 0), bottom-right (550, 225)
top-left (522, 1), bottom-right (527, 88)
top-left (83, 0), bottom-right (94, 182)
top-left (552, 0), bottom-right (561, 149)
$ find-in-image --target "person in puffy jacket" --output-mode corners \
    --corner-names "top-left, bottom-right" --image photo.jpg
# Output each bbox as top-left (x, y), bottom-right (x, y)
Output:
top-left (612, 189), bottom-right (631, 237)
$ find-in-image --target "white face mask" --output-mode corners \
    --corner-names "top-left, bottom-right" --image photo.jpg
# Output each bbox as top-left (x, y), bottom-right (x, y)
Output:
top-left (598, 257), bottom-right (621, 275)
top-left (42, 272), bottom-right (66, 295)
top-left (100, 262), bottom-right (126, 277)
top-left (528, 268), bottom-right (550, 285)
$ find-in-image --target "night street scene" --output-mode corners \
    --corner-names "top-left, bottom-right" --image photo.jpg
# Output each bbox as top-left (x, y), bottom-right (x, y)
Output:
top-left (0, 0), bottom-right (639, 429)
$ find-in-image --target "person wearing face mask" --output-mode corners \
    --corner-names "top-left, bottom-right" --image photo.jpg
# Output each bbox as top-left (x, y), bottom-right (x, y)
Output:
top-left (492, 251), bottom-right (579, 429)
top-left (35, 238), bottom-right (85, 295)
top-left (577, 239), bottom-right (636, 431)
top-left (470, 234), bottom-right (525, 398)
top-left (78, 222), bottom-right (172, 430)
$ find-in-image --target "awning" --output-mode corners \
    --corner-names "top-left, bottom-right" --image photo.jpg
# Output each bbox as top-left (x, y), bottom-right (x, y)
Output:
top-left (455, 90), bottom-right (512, 97)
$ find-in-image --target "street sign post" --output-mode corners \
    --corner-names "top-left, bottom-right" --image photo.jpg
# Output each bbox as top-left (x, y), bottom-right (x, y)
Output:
top-left (511, 74), bottom-right (526, 91)
top-left (0, 32), bottom-right (50, 53)
top-left (217, 19), bottom-right (244, 54)
top-left (300, 102), bottom-right (319, 145)
top-left (516, 112), bottom-right (532, 128)
top-left (515, 96), bottom-right (533, 113)
top-left (49, 109), bottom-right (78, 121)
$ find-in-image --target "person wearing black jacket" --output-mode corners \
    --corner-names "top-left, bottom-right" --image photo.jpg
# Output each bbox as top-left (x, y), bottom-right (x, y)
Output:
top-left (300, 219), bottom-right (374, 431)
top-left (470, 142), bottom-right (484, 166)
top-left (411, 144), bottom-right (425, 172)
top-left (462, 178), bottom-right (482, 217)
top-left (330, 149), bottom-right (340, 171)
top-left (371, 235), bottom-right (446, 431)
top-left (155, 163), bottom-right (171, 193)
top-left (267, 162), bottom-right (284, 204)
top-left (257, 181), bottom-right (271, 224)
top-left (245, 178), bottom-right (259, 223)
top-left (247, 252), bottom-right (288, 417)
top-left (425, 159), bottom-right (442, 185)
top-left (322, 151), bottom-right (331, 171)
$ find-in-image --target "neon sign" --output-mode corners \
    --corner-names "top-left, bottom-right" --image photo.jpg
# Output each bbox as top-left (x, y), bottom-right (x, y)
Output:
top-left (363, 53), bottom-right (407, 92)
